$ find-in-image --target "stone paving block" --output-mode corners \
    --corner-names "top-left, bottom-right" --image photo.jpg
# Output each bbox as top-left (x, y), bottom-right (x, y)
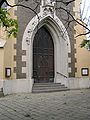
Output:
top-left (0, 90), bottom-right (90, 120)
top-left (0, 115), bottom-right (8, 120)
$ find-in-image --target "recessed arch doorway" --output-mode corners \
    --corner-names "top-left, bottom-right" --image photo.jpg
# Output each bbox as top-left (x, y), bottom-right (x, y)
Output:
top-left (22, 15), bottom-right (71, 92)
top-left (33, 26), bottom-right (54, 83)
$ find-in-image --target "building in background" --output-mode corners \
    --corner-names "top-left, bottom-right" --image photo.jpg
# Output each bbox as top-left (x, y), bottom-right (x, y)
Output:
top-left (0, 0), bottom-right (90, 95)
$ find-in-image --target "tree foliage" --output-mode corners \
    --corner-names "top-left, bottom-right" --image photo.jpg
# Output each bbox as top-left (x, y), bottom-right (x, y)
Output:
top-left (0, 8), bottom-right (18, 37)
top-left (80, 39), bottom-right (90, 48)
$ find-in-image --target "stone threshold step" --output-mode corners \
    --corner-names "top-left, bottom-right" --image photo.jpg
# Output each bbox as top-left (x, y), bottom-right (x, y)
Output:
top-left (33, 83), bottom-right (64, 87)
top-left (33, 88), bottom-right (69, 93)
top-left (33, 86), bottom-right (67, 90)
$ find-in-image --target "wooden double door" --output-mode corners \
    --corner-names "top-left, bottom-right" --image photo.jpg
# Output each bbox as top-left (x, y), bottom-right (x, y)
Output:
top-left (33, 27), bottom-right (54, 83)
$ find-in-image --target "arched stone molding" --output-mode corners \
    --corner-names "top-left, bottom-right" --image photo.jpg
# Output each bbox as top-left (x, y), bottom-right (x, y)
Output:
top-left (22, 13), bottom-right (71, 92)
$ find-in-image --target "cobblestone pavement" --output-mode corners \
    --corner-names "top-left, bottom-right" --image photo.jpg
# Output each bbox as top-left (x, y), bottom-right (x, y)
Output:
top-left (0, 89), bottom-right (90, 120)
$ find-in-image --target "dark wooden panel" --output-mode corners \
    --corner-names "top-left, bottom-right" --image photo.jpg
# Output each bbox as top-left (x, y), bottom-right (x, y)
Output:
top-left (33, 27), bottom-right (54, 83)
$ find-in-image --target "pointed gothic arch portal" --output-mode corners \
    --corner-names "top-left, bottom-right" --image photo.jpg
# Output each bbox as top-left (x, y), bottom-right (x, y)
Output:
top-left (33, 26), bottom-right (54, 83)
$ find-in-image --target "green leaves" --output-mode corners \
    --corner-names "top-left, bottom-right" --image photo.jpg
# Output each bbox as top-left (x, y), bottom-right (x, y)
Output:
top-left (0, 8), bottom-right (18, 37)
top-left (80, 39), bottom-right (90, 48)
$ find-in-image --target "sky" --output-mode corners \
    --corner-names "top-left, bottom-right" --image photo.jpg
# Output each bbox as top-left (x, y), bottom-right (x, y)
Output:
top-left (81, 0), bottom-right (90, 38)
top-left (81, 0), bottom-right (90, 22)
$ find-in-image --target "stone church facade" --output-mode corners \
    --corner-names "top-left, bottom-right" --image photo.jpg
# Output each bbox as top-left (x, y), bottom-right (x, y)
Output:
top-left (0, 0), bottom-right (90, 94)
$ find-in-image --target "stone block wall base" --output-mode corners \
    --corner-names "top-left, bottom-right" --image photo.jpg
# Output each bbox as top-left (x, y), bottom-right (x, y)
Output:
top-left (1, 77), bottom-right (90, 95)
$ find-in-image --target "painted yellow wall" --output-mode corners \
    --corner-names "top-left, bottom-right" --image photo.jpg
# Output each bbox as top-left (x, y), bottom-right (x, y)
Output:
top-left (75, 24), bottom-right (90, 77)
top-left (4, 37), bottom-right (15, 79)
top-left (4, 0), bottom-right (17, 79)
top-left (0, 0), bottom-right (16, 80)
top-left (0, 48), bottom-right (4, 79)
top-left (74, 0), bottom-right (90, 77)
top-left (0, 26), bottom-right (6, 80)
